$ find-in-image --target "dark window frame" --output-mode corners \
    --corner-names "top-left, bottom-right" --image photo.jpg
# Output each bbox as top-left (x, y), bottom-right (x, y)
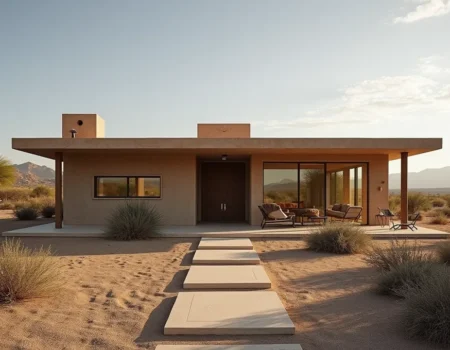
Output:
top-left (94, 176), bottom-right (162, 199)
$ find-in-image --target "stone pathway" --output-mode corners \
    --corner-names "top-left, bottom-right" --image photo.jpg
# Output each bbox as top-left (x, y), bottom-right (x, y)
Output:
top-left (163, 237), bottom-right (301, 347)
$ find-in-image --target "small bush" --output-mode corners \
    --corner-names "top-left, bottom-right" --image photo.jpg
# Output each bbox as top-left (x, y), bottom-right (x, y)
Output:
top-left (431, 198), bottom-right (446, 208)
top-left (365, 239), bottom-right (432, 271)
top-left (401, 265), bottom-right (450, 345)
top-left (14, 207), bottom-right (39, 220)
top-left (14, 197), bottom-right (53, 212)
top-left (431, 207), bottom-right (450, 218)
top-left (41, 206), bottom-right (55, 218)
top-left (408, 192), bottom-right (431, 214)
top-left (0, 187), bottom-right (31, 202)
top-left (437, 241), bottom-right (450, 264)
top-left (30, 185), bottom-right (54, 198)
top-left (430, 213), bottom-right (449, 225)
top-left (0, 239), bottom-right (63, 303)
top-left (305, 223), bottom-right (371, 254)
top-left (0, 200), bottom-right (14, 210)
top-left (389, 194), bottom-right (401, 214)
top-left (376, 261), bottom-right (438, 297)
top-left (105, 201), bottom-right (162, 240)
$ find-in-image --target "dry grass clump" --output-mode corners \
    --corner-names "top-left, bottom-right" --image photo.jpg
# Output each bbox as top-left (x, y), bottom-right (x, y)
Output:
top-left (401, 265), bottom-right (450, 346)
top-left (0, 239), bottom-right (63, 303)
top-left (376, 261), bottom-right (438, 297)
top-left (430, 207), bottom-right (450, 218)
top-left (0, 187), bottom-right (31, 202)
top-left (408, 192), bottom-right (431, 213)
top-left (14, 207), bottom-right (39, 220)
top-left (431, 198), bottom-right (446, 208)
top-left (364, 239), bottom-right (432, 271)
top-left (0, 200), bottom-right (15, 210)
top-left (429, 213), bottom-right (449, 225)
top-left (306, 223), bottom-right (371, 254)
top-left (30, 185), bottom-right (54, 198)
top-left (105, 201), bottom-right (162, 240)
top-left (437, 241), bottom-right (450, 264)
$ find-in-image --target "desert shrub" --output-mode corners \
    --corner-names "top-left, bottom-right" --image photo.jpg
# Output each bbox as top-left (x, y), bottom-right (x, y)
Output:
top-left (14, 197), bottom-right (53, 212)
top-left (14, 207), bottom-right (39, 220)
top-left (0, 187), bottom-right (31, 202)
top-left (401, 265), bottom-right (450, 345)
top-left (431, 207), bottom-right (450, 218)
top-left (30, 185), bottom-right (54, 198)
top-left (389, 194), bottom-right (401, 214)
top-left (430, 213), bottom-right (449, 225)
top-left (431, 198), bottom-right (446, 208)
top-left (0, 239), bottom-right (63, 303)
top-left (376, 261), bottom-right (438, 297)
top-left (305, 223), bottom-right (371, 254)
top-left (41, 205), bottom-right (55, 218)
top-left (437, 241), bottom-right (450, 264)
top-left (0, 200), bottom-right (14, 210)
top-left (105, 201), bottom-right (162, 240)
top-left (365, 239), bottom-right (432, 271)
top-left (408, 192), bottom-right (431, 214)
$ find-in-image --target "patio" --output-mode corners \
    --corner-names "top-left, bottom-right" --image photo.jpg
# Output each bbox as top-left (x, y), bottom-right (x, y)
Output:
top-left (2, 222), bottom-right (449, 239)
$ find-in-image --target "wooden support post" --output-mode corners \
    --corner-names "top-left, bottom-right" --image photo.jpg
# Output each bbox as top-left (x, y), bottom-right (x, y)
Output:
top-left (55, 152), bottom-right (63, 229)
top-left (401, 152), bottom-right (408, 229)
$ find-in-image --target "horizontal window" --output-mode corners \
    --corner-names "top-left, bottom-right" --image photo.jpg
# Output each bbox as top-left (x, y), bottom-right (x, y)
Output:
top-left (94, 176), bottom-right (161, 198)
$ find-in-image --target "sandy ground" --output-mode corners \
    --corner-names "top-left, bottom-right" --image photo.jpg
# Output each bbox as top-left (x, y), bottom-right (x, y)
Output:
top-left (0, 213), bottom-right (448, 349)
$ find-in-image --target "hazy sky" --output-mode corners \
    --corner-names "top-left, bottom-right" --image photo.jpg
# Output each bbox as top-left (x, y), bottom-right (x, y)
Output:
top-left (1, 0), bottom-right (449, 173)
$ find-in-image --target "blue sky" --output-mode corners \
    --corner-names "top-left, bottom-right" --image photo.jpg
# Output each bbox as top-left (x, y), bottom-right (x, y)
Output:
top-left (1, 0), bottom-right (449, 173)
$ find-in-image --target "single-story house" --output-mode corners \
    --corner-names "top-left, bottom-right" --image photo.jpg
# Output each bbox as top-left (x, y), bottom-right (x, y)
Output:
top-left (12, 114), bottom-right (442, 228)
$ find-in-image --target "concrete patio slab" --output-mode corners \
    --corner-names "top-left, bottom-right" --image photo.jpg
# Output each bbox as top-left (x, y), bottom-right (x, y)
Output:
top-left (156, 345), bottom-right (302, 350)
top-left (198, 237), bottom-right (253, 250)
top-left (184, 265), bottom-right (271, 289)
top-left (192, 250), bottom-right (260, 265)
top-left (164, 291), bottom-right (295, 335)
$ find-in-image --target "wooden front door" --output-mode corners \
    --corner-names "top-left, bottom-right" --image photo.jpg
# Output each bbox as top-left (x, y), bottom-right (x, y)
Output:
top-left (201, 162), bottom-right (246, 222)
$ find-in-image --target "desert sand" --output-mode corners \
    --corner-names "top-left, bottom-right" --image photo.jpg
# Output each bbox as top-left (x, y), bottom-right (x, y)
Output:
top-left (0, 230), bottom-right (446, 349)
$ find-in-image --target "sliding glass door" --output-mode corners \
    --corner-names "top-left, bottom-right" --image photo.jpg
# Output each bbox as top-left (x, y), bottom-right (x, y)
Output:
top-left (300, 164), bottom-right (325, 215)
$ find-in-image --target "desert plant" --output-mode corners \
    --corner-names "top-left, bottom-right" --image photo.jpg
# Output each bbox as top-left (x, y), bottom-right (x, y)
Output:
top-left (305, 222), bottom-right (371, 254)
top-left (431, 198), bottom-right (446, 208)
top-left (105, 201), bottom-right (162, 240)
top-left (41, 205), bottom-right (55, 218)
top-left (408, 192), bottom-right (431, 214)
top-left (437, 241), bottom-right (450, 264)
top-left (14, 207), bottom-right (39, 220)
top-left (0, 200), bottom-right (14, 210)
top-left (0, 156), bottom-right (15, 187)
top-left (0, 187), bottom-right (31, 202)
top-left (389, 194), bottom-right (401, 214)
top-left (431, 207), bottom-right (450, 218)
top-left (430, 213), bottom-right (449, 225)
top-left (365, 239), bottom-right (432, 271)
top-left (0, 239), bottom-right (63, 303)
top-left (30, 185), bottom-right (54, 198)
top-left (376, 261), bottom-right (438, 297)
top-left (401, 265), bottom-right (450, 345)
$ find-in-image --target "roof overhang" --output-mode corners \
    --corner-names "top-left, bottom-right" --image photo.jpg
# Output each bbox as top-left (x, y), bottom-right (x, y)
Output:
top-left (12, 137), bottom-right (443, 161)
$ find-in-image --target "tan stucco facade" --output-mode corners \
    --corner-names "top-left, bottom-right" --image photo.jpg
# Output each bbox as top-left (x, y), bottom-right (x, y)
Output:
top-left (63, 153), bottom-right (197, 226)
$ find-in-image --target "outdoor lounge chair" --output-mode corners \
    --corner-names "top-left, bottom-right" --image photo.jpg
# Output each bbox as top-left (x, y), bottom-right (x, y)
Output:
top-left (258, 204), bottom-right (295, 229)
top-left (392, 212), bottom-right (420, 231)
top-left (327, 204), bottom-right (363, 223)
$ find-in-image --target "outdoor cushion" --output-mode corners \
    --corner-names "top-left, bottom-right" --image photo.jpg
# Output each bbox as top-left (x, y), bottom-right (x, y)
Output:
top-left (268, 209), bottom-right (288, 220)
top-left (326, 209), bottom-right (345, 218)
top-left (331, 203), bottom-right (342, 211)
top-left (340, 204), bottom-right (351, 213)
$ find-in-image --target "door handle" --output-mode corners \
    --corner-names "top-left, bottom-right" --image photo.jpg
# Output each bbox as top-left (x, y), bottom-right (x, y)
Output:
top-left (224, 203), bottom-right (227, 211)
top-left (220, 203), bottom-right (224, 211)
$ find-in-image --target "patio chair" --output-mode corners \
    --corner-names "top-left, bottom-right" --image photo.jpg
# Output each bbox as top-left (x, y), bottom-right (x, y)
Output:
top-left (329, 205), bottom-right (363, 223)
top-left (258, 204), bottom-right (295, 229)
top-left (392, 212), bottom-right (420, 231)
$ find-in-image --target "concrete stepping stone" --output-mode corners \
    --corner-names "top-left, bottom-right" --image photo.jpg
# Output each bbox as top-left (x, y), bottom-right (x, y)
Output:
top-left (184, 265), bottom-right (271, 289)
top-left (198, 237), bottom-right (253, 250)
top-left (156, 346), bottom-right (302, 350)
top-left (192, 250), bottom-right (260, 265)
top-left (164, 291), bottom-right (295, 335)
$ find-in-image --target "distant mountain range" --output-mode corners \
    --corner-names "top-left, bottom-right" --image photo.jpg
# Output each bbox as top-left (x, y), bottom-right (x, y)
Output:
top-left (389, 166), bottom-right (450, 189)
top-left (13, 162), bottom-right (55, 187)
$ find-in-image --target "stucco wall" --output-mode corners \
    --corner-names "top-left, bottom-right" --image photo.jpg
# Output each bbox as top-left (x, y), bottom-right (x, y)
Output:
top-left (63, 153), bottom-right (197, 226)
top-left (249, 154), bottom-right (389, 225)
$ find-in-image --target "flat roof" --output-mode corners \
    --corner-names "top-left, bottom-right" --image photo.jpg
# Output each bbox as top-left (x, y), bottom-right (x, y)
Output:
top-left (12, 137), bottom-right (442, 160)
